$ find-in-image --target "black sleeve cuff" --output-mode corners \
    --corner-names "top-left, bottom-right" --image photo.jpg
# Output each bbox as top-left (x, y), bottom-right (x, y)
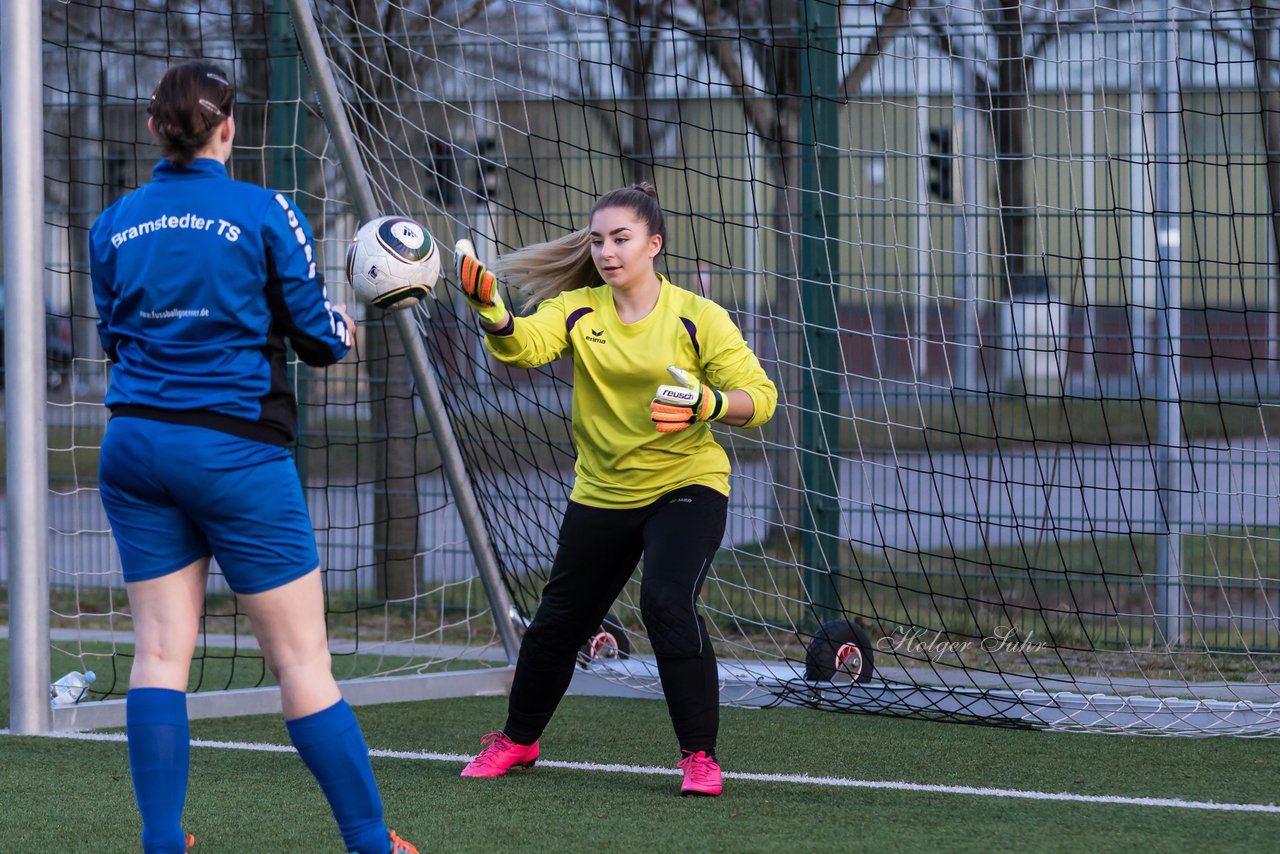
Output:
top-left (486, 315), bottom-right (516, 337)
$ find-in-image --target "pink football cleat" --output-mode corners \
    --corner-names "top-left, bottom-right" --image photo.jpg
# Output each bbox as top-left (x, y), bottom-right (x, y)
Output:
top-left (677, 751), bottom-right (723, 796)
top-left (460, 732), bottom-right (540, 777)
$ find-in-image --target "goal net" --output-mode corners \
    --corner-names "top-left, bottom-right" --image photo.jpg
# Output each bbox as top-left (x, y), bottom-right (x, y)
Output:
top-left (26, 1), bottom-right (513, 729)
top-left (17, 0), bottom-right (1280, 734)
top-left (298, 0), bottom-right (1280, 735)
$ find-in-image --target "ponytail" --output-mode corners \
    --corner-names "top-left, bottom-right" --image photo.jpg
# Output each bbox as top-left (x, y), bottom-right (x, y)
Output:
top-left (491, 228), bottom-right (598, 311)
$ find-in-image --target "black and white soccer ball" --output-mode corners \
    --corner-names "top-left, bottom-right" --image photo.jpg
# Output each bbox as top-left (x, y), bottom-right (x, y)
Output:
top-left (346, 215), bottom-right (441, 310)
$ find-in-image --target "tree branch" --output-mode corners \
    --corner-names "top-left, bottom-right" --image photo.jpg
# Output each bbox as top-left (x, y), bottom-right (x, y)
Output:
top-left (840, 0), bottom-right (913, 102)
top-left (693, 0), bottom-right (782, 143)
top-left (456, 0), bottom-right (491, 29)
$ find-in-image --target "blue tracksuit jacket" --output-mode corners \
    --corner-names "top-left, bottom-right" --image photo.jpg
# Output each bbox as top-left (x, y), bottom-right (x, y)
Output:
top-left (89, 158), bottom-right (350, 445)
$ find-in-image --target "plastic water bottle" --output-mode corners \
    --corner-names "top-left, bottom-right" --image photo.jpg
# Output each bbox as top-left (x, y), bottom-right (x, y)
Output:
top-left (50, 670), bottom-right (96, 707)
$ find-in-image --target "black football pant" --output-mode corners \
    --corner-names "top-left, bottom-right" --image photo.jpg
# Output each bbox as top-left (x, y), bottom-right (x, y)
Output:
top-left (503, 484), bottom-right (728, 756)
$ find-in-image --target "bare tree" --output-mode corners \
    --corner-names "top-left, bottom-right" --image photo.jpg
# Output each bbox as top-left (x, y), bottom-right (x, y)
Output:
top-left (605, 0), bottom-right (662, 186)
top-left (846, 2), bottom-right (1140, 294)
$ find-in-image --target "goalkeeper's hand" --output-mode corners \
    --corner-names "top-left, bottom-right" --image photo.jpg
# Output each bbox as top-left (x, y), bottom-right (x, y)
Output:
top-left (650, 365), bottom-right (727, 432)
top-left (454, 238), bottom-right (508, 325)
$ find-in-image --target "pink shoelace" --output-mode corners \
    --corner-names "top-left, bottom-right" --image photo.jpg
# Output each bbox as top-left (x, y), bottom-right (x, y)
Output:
top-left (471, 732), bottom-right (515, 768)
top-left (677, 751), bottom-right (719, 783)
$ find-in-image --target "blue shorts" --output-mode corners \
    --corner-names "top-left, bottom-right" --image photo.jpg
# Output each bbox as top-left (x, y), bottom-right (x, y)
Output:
top-left (99, 417), bottom-right (320, 594)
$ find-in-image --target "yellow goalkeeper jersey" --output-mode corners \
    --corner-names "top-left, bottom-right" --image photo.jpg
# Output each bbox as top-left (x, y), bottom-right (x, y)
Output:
top-left (486, 274), bottom-right (777, 509)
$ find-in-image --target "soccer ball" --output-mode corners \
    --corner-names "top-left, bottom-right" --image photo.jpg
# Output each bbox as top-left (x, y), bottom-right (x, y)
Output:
top-left (346, 215), bottom-right (441, 310)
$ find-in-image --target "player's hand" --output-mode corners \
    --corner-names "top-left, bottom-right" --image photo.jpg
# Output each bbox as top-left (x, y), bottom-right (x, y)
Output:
top-left (650, 365), bottom-right (727, 432)
top-left (333, 303), bottom-right (356, 350)
top-left (454, 238), bottom-right (507, 324)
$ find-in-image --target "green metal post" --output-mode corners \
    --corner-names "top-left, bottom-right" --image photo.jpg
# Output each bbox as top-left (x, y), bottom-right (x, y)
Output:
top-left (270, 1), bottom-right (304, 190)
top-left (799, 0), bottom-right (844, 626)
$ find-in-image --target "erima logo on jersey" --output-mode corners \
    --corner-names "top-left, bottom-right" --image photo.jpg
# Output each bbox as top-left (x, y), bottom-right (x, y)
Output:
top-left (585, 328), bottom-right (606, 344)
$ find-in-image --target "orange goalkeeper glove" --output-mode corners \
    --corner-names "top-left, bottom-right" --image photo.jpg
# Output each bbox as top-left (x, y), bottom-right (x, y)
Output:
top-left (454, 238), bottom-right (507, 325)
top-left (650, 365), bottom-right (727, 432)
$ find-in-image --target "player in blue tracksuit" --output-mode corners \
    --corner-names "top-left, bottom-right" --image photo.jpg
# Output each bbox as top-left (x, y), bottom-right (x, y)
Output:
top-left (89, 60), bottom-right (418, 854)
top-left (91, 161), bottom-right (348, 445)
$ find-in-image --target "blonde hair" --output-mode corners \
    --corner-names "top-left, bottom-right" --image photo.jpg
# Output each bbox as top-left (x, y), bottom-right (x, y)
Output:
top-left (494, 182), bottom-right (665, 311)
top-left (491, 227), bottom-right (598, 311)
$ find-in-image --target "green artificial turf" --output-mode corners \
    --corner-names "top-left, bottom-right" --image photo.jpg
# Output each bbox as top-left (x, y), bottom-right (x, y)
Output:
top-left (5, 664), bottom-right (1280, 852)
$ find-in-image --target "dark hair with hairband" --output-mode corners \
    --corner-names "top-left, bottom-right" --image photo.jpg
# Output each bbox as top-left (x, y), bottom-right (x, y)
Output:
top-left (148, 60), bottom-right (235, 168)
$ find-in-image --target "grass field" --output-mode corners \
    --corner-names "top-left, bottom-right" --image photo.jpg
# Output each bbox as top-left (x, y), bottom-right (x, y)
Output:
top-left (4, 643), bottom-right (1280, 851)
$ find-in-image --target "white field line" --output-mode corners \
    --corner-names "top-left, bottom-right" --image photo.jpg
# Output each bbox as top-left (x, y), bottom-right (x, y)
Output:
top-left (7, 729), bottom-right (1280, 815)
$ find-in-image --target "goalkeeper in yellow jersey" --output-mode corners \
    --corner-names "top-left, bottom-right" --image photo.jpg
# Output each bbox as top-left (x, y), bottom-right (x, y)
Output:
top-left (455, 182), bottom-right (777, 796)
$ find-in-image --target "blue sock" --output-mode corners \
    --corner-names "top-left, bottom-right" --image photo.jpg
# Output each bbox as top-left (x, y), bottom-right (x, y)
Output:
top-left (286, 699), bottom-right (388, 854)
top-left (126, 688), bottom-right (190, 854)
